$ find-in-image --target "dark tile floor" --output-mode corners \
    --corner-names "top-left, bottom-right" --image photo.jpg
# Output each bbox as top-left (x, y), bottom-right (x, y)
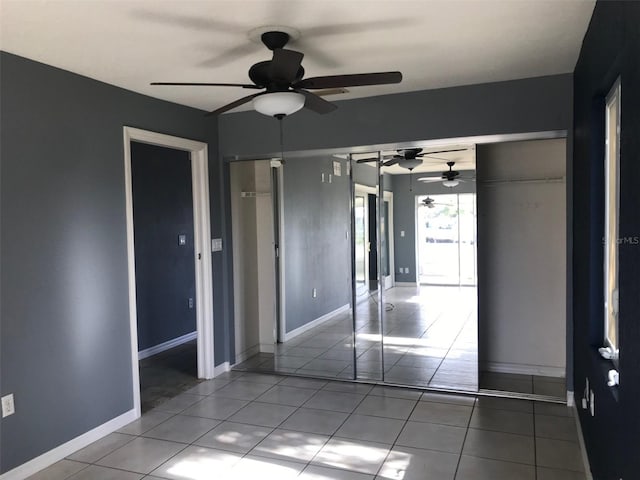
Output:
top-left (139, 340), bottom-right (201, 413)
top-left (480, 371), bottom-right (567, 399)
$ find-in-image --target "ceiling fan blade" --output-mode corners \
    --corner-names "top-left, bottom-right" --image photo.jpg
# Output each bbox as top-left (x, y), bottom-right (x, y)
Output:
top-left (271, 48), bottom-right (304, 83)
top-left (382, 157), bottom-right (401, 167)
top-left (290, 40), bottom-right (341, 68)
top-left (416, 148), bottom-right (468, 157)
top-left (314, 88), bottom-right (348, 97)
top-left (198, 43), bottom-right (261, 69)
top-left (205, 92), bottom-right (262, 116)
top-left (133, 10), bottom-right (241, 34)
top-left (151, 82), bottom-right (261, 89)
top-left (356, 157), bottom-right (379, 164)
top-left (294, 71), bottom-right (402, 90)
top-left (417, 177), bottom-right (445, 182)
top-left (298, 90), bottom-right (337, 114)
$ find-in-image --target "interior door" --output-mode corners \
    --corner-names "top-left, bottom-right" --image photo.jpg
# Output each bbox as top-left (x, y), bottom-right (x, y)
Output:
top-left (354, 194), bottom-right (369, 297)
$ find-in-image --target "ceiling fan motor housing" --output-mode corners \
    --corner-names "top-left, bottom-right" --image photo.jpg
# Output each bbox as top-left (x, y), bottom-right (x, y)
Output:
top-left (261, 31), bottom-right (290, 50)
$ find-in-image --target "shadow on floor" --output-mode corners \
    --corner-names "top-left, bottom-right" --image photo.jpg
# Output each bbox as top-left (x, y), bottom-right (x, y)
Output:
top-left (139, 340), bottom-right (200, 412)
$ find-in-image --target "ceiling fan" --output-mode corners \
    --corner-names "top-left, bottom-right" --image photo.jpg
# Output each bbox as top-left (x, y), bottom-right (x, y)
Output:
top-left (356, 148), bottom-right (467, 171)
top-left (418, 161), bottom-right (475, 187)
top-left (421, 196), bottom-right (454, 208)
top-left (151, 30), bottom-right (402, 117)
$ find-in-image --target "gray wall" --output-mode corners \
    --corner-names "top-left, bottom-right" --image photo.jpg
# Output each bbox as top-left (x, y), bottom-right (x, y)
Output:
top-left (131, 142), bottom-right (196, 351)
top-left (282, 156), bottom-right (351, 332)
top-left (477, 139), bottom-right (567, 374)
top-left (0, 52), bottom-right (228, 473)
top-left (219, 74), bottom-right (572, 158)
top-left (391, 174), bottom-right (476, 283)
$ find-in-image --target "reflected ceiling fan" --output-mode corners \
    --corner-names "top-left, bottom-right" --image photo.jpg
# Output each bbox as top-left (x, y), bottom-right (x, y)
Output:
top-left (356, 148), bottom-right (467, 171)
top-left (418, 161), bottom-right (475, 188)
top-left (151, 30), bottom-right (402, 117)
top-left (422, 196), bottom-right (454, 208)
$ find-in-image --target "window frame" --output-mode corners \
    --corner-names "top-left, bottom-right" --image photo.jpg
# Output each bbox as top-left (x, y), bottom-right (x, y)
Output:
top-left (603, 77), bottom-right (621, 360)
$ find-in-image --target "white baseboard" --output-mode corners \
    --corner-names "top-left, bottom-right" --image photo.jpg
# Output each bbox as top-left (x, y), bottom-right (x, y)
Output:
top-left (572, 402), bottom-right (593, 479)
top-left (213, 362), bottom-right (230, 376)
top-left (260, 343), bottom-right (275, 354)
top-left (567, 390), bottom-right (575, 407)
top-left (0, 409), bottom-right (138, 480)
top-left (283, 304), bottom-right (349, 342)
top-left (483, 361), bottom-right (565, 378)
top-left (235, 344), bottom-right (260, 364)
top-left (138, 331), bottom-right (197, 360)
top-left (395, 282), bottom-right (418, 287)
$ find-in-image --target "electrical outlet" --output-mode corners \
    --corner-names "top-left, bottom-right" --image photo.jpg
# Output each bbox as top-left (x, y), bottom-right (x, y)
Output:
top-left (400, 230), bottom-right (405, 237)
top-left (188, 297), bottom-right (194, 309)
top-left (312, 288), bottom-right (317, 298)
top-left (178, 234), bottom-right (186, 246)
top-left (2, 394), bottom-right (15, 418)
top-left (405, 267), bottom-right (410, 274)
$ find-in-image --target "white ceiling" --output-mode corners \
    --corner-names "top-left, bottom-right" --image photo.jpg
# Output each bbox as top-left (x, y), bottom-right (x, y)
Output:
top-left (0, 0), bottom-right (594, 114)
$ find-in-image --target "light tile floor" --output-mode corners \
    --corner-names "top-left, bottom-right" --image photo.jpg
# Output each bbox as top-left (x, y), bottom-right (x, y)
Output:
top-left (237, 286), bottom-right (479, 392)
top-left (31, 372), bottom-right (586, 480)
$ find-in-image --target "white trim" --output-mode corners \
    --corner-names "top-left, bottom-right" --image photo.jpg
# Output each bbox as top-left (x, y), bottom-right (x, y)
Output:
top-left (283, 304), bottom-right (350, 342)
top-left (382, 191), bottom-right (395, 289)
top-left (260, 343), bottom-right (275, 354)
top-left (276, 166), bottom-right (286, 343)
top-left (235, 344), bottom-right (261, 364)
top-left (482, 362), bottom-right (565, 378)
top-left (0, 409), bottom-right (137, 480)
top-left (138, 331), bottom-right (197, 360)
top-left (394, 282), bottom-right (419, 287)
top-left (123, 126), bottom-right (215, 420)
top-left (213, 361), bottom-right (231, 376)
top-left (566, 390), bottom-right (575, 407)
top-left (572, 402), bottom-right (593, 479)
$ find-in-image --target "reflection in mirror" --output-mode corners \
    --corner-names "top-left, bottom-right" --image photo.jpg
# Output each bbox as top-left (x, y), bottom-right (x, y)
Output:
top-left (231, 154), bottom-right (355, 380)
top-left (375, 145), bottom-right (478, 390)
top-left (349, 154), bottom-right (387, 381)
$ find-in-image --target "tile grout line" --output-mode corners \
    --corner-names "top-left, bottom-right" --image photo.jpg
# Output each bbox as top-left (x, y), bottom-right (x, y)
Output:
top-left (453, 394), bottom-right (476, 479)
top-left (371, 390), bottom-right (430, 478)
top-left (291, 383), bottom-right (374, 476)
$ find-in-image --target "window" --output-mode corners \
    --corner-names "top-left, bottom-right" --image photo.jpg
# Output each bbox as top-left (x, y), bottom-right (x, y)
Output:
top-left (604, 78), bottom-right (621, 357)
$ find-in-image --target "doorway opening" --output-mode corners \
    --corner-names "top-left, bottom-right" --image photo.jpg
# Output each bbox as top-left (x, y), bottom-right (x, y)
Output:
top-left (123, 127), bottom-right (214, 417)
top-left (417, 193), bottom-right (477, 286)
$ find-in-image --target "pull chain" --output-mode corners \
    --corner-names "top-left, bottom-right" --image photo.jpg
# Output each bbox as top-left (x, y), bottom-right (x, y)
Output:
top-left (276, 114), bottom-right (285, 164)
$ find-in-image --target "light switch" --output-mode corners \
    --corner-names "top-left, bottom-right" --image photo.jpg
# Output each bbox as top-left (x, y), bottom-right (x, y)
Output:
top-left (178, 234), bottom-right (186, 246)
top-left (400, 231), bottom-right (405, 237)
top-left (212, 238), bottom-right (223, 252)
top-left (2, 394), bottom-right (15, 418)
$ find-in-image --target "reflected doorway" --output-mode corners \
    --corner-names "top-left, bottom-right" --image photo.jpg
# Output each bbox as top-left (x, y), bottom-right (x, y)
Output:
top-left (417, 193), bottom-right (477, 286)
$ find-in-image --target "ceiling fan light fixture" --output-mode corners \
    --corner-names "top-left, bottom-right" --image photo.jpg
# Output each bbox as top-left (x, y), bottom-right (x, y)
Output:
top-left (401, 158), bottom-right (422, 170)
top-left (252, 91), bottom-right (305, 117)
top-left (443, 179), bottom-right (460, 188)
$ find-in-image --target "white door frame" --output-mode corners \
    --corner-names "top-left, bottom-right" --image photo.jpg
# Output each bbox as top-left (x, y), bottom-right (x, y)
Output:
top-left (354, 185), bottom-right (394, 290)
top-left (123, 126), bottom-right (215, 417)
top-left (383, 191), bottom-right (395, 289)
top-left (274, 164), bottom-right (287, 344)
